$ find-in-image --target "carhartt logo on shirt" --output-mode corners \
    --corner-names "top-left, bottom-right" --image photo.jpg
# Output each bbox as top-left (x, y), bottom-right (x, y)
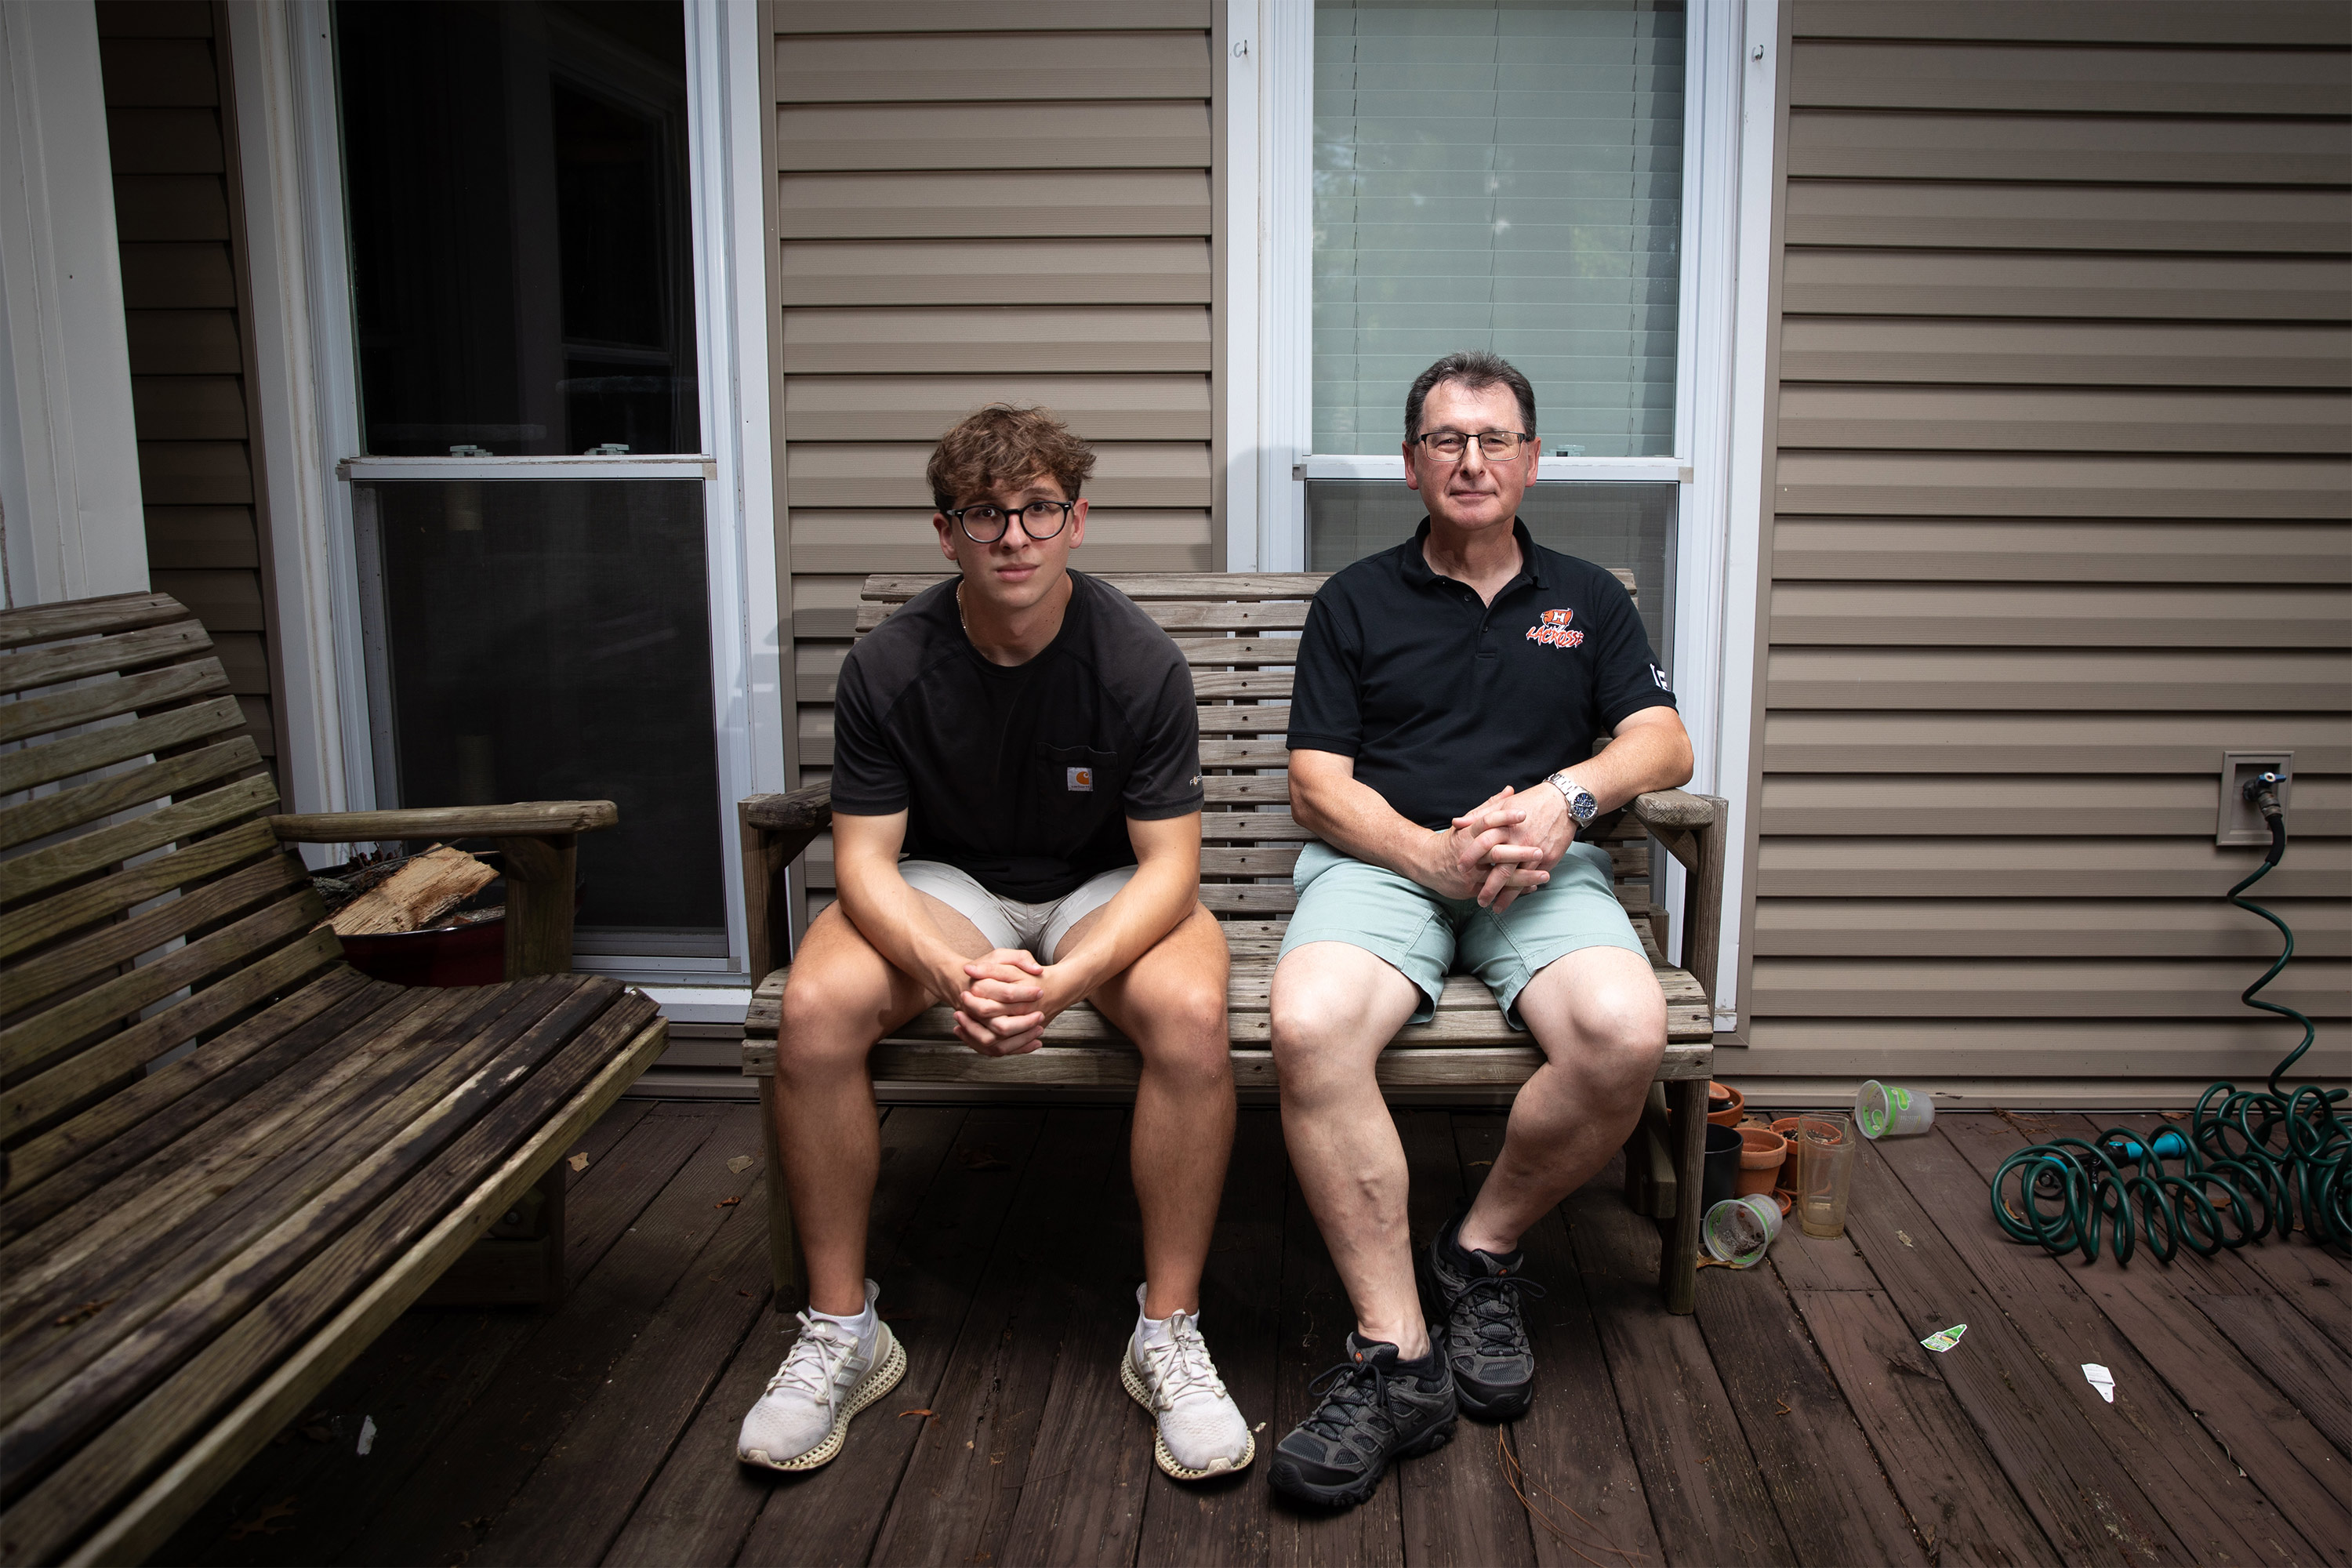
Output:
top-left (1067, 767), bottom-right (1094, 791)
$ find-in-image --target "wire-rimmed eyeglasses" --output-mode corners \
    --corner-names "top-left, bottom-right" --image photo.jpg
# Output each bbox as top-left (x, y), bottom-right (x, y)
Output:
top-left (941, 499), bottom-right (1075, 543)
top-left (1413, 429), bottom-right (1536, 460)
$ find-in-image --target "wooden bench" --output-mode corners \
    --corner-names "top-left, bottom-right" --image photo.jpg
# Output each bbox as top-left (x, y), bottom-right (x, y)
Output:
top-left (0, 591), bottom-right (670, 1566)
top-left (738, 572), bottom-right (1724, 1318)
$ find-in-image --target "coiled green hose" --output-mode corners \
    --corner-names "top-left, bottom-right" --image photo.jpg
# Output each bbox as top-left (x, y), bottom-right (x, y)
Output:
top-left (1991, 793), bottom-right (2350, 1263)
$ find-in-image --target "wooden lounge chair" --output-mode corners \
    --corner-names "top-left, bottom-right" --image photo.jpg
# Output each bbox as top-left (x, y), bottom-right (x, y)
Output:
top-left (738, 572), bottom-right (1725, 1316)
top-left (0, 591), bottom-right (670, 1566)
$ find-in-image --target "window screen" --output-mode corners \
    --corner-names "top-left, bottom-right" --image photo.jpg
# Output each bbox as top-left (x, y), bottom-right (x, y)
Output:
top-left (1312, 0), bottom-right (1685, 457)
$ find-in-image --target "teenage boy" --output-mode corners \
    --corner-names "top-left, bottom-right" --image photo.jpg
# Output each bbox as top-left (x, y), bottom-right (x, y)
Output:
top-left (1265, 353), bottom-right (1693, 1507)
top-left (737, 405), bottom-right (1253, 1482)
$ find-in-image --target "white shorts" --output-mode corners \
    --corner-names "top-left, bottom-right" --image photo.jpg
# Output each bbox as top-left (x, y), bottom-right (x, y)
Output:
top-left (896, 860), bottom-right (1138, 960)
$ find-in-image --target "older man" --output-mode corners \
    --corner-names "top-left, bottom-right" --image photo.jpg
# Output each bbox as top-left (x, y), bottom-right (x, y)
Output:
top-left (1266, 352), bottom-right (1693, 1508)
top-left (738, 405), bottom-right (1251, 1483)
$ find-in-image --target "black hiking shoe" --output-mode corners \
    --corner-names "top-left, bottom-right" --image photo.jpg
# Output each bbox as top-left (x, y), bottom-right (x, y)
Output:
top-left (1267, 1334), bottom-right (1457, 1508)
top-left (1428, 1209), bottom-right (1544, 1421)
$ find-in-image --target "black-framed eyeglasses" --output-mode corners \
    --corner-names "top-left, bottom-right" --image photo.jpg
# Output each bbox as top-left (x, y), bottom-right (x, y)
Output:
top-left (1413, 429), bottom-right (1536, 460)
top-left (942, 499), bottom-right (1075, 543)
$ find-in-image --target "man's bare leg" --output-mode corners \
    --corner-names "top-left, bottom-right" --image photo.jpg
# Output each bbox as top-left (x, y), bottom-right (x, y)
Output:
top-left (1268, 941), bottom-right (1428, 1355)
top-left (772, 897), bottom-right (995, 1315)
top-left (1457, 946), bottom-right (1666, 1256)
top-left (1059, 902), bottom-right (1233, 1319)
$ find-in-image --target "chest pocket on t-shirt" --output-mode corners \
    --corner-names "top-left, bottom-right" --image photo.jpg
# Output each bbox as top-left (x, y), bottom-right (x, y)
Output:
top-left (1030, 742), bottom-right (1125, 848)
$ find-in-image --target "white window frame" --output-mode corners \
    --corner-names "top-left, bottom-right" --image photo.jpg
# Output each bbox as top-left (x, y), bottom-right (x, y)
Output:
top-left (227, 0), bottom-right (781, 992)
top-left (1221, 0), bottom-right (1777, 1027)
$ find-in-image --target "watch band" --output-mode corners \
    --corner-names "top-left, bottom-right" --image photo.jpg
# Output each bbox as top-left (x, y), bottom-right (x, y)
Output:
top-left (1545, 769), bottom-right (1599, 826)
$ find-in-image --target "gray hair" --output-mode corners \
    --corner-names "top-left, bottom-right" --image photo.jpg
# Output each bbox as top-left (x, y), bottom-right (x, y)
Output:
top-left (1403, 350), bottom-right (1537, 441)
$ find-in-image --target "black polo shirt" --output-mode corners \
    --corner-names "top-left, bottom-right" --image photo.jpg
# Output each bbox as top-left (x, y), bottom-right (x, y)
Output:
top-left (1287, 519), bottom-right (1675, 829)
top-left (831, 570), bottom-right (1204, 902)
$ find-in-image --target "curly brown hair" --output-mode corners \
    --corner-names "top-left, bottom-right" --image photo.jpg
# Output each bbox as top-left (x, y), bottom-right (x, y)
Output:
top-left (926, 404), bottom-right (1097, 510)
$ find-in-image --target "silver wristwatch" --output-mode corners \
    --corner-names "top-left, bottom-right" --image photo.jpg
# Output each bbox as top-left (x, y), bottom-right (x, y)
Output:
top-left (1544, 769), bottom-right (1599, 827)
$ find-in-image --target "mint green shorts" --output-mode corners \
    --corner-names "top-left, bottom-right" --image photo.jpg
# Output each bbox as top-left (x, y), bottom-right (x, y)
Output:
top-left (1278, 839), bottom-right (1648, 1028)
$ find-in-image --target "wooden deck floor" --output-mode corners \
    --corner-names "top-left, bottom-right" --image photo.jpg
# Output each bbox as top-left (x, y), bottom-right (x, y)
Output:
top-left (158, 1102), bottom-right (2352, 1568)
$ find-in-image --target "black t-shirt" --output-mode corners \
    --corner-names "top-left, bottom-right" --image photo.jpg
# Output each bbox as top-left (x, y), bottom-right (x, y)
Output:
top-left (831, 570), bottom-right (1204, 902)
top-left (1287, 519), bottom-right (1676, 829)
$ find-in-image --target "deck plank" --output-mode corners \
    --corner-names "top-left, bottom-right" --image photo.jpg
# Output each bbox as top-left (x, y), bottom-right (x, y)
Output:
top-left (1938, 1113), bottom-right (2352, 1555)
top-left (1134, 1107), bottom-right (1287, 1568)
top-left (732, 1108), bottom-right (1049, 1568)
top-left (1454, 1119), bottom-right (1667, 1568)
top-left (335, 1105), bottom-right (752, 1568)
top-left (1690, 1257), bottom-right (1926, 1565)
top-left (1786, 1288), bottom-right (2060, 1566)
top-left (868, 1109), bottom-right (1129, 1568)
top-left (602, 1107), bottom-right (966, 1568)
top-left (1843, 1134), bottom-right (2214, 1566)
top-left (1562, 1166), bottom-right (1797, 1566)
top-left (1395, 1111), bottom-right (1537, 1568)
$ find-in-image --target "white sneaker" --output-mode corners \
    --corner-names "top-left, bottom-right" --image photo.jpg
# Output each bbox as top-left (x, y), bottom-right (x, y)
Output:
top-left (737, 1281), bottom-right (906, 1472)
top-left (1120, 1285), bottom-right (1255, 1479)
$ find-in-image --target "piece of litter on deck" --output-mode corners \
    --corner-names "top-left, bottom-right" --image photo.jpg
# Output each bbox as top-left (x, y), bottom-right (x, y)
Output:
top-left (1896, 1229), bottom-right (1915, 1247)
top-left (568, 1153), bottom-right (589, 1172)
top-left (357, 1416), bottom-right (376, 1456)
top-left (2082, 1363), bottom-right (2115, 1403)
top-left (727, 1156), bottom-right (753, 1173)
top-left (1920, 1323), bottom-right (1967, 1353)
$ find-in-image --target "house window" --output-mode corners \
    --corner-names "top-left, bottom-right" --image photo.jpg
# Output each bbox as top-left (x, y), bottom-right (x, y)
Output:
top-left (336, 0), bottom-right (728, 964)
top-left (1311, 2), bottom-right (1684, 460)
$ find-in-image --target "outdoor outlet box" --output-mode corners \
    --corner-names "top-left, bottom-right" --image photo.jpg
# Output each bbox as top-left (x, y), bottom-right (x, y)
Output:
top-left (2217, 751), bottom-right (2292, 847)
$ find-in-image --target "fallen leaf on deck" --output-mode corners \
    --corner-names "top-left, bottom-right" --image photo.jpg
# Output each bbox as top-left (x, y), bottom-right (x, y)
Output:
top-left (958, 1147), bottom-right (1011, 1171)
top-left (1773, 1399), bottom-right (1791, 1415)
top-left (2158, 1110), bottom-right (2188, 1122)
top-left (227, 1497), bottom-right (297, 1540)
top-left (53, 1298), bottom-right (111, 1327)
top-left (716, 1196), bottom-right (741, 1208)
top-left (1468, 1160), bottom-right (1493, 1168)
top-left (898, 1408), bottom-right (934, 1419)
top-left (568, 1153), bottom-right (590, 1173)
top-left (727, 1156), bottom-right (753, 1173)
top-left (1896, 1230), bottom-right (1915, 1248)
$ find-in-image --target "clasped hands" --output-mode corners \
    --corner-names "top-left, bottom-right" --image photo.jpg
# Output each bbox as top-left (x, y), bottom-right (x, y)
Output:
top-left (1428, 781), bottom-right (1576, 912)
top-left (939, 950), bottom-right (1077, 1057)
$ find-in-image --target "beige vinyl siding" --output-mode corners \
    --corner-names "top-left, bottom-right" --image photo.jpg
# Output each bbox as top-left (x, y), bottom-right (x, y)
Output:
top-left (773, 5), bottom-right (1214, 920)
top-left (96, 0), bottom-right (284, 784)
top-left (1740, 2), bottom-right (2352, 1091)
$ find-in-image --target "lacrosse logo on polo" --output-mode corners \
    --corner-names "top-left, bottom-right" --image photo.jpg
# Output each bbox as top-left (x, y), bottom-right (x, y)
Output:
top-left (1525, 606), bottom-right (1584, 649)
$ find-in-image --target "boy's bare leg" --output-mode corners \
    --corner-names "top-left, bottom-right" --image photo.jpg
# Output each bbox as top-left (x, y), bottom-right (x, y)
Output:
top-left (773, 898), bottom-right (993, 1315)
top-left (1062, 903), bottom-right (1233, 1319)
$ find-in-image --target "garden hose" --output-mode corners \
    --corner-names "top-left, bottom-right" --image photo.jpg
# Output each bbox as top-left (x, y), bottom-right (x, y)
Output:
top-left (1989, 775), bottom-right (2351, 1263)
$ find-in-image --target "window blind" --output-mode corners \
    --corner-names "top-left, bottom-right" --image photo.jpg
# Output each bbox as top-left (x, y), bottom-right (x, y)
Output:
top-left (1312, 0), bottom-right (1684, 457)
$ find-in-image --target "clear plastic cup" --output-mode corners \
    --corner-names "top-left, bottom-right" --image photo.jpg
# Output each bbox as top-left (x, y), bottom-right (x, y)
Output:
top-left (1703, 1194), bottom-right (1781, 1268)
top-left (1856, 1080), bottom-right (1934, 1139)
top-left (1798, 1112), bottom-right (1857, 1239)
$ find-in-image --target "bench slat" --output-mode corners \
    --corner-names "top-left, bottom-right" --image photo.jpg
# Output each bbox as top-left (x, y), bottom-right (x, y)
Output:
top-left (0, 592), bottom-right (192, 653)
top-left (0, 818), bottom-right (281, 966)
top-left (0, 979), bottom-right (616, 1460)
top-left (4, 853), bottom-right (309, 1022)
top-left (0, 930), bottom-right (343, 1148)
top-left (0, 621), bottom-right (213, 699)
top-left (0, 738), bottom-right (262, 856)
top-left (0, 658), bottom-right (234, 750)
top-left (0, 970), bottom-right (388, 1230)
top-left (0, 695), bottom-right (248, 800)
top-left (0, 989), bottom-right (662, 1565)
top-left (0, 774), bottom-right (278, 909)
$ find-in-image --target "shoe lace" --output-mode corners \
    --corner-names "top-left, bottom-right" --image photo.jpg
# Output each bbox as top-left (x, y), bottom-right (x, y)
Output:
top-left (1142, 1312), bottom-right (1230, 1407)
top-left (1300, 1355), bottom-right (1397, 1444)
top-left (766, 1313), bottom-right (859, 1403)
top-left (1455, 1273), bottom-right (1547, 1352)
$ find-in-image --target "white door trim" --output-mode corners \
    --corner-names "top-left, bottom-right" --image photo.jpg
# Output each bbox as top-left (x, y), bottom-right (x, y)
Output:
top-left (0, 0), bottom-right (148, 606)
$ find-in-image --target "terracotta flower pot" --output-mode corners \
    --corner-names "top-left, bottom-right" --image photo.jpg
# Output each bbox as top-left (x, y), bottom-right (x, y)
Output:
top-left (1770, 1116), bottom-right (1802, 1194)
top-left (1706, 1081), bottom-right (1746, 1127)
top-left (1736, 1126), bottom-right (1787, 1197)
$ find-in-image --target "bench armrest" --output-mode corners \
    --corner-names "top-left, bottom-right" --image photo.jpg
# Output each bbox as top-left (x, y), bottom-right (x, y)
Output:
top-left (1629, 789), bottom-right (1730, 1014)
top-left (740, 785), bottom-right (834, 979)
top-left (271, 800), bottom-right (616, 979)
